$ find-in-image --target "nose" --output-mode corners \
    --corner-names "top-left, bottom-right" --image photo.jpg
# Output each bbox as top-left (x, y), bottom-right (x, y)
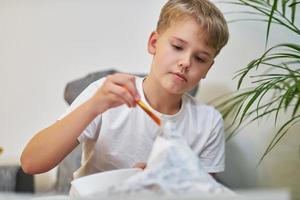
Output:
top-left (178, 54), bottom-right (191, 72)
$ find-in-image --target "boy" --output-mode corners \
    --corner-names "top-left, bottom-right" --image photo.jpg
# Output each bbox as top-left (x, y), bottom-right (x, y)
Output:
top-left (21, 0), bottom-right (229, 180)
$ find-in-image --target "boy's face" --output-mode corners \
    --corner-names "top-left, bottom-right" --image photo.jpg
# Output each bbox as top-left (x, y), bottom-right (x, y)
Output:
top-left (147, 18), bottom-right (216, 95)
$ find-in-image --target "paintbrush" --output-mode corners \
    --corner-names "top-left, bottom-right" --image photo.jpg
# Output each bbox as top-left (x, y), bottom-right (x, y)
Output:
top-left (135, 99), bottom-right (161, 126)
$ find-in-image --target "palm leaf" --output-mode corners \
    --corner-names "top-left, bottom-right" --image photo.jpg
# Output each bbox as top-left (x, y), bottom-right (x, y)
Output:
top-left (265, 0), bottom-right (278, 47)
top-left (224, 0), bottom-right (300, 38)
top-left (258, 115), bottom-right (300, 165)
top-left (216, 0), bottom-right (299, 164)
top-left (290, 0), bottom-right (297, 23)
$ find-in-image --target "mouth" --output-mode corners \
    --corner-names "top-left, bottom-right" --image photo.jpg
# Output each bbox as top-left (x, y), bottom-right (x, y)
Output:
top-left (171, 72), bottom-right (187, 82)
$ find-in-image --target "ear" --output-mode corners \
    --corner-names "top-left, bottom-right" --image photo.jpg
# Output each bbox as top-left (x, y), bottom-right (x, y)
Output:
top-left (147, 31), bottom-right (158, 55)
top-left (203, 60), bottom-right (214, 79)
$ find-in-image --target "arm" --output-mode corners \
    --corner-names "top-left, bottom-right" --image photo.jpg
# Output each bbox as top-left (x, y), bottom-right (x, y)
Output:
top-left (21, 73), bottom-right (139, 174)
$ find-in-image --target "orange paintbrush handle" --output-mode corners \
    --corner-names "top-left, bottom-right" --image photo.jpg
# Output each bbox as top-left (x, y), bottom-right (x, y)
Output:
top-left (135, 99), bottom-right (161, 126)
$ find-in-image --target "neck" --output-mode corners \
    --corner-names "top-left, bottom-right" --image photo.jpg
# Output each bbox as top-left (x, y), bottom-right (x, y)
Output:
top-left (142, 76), bottom-right (182, 115)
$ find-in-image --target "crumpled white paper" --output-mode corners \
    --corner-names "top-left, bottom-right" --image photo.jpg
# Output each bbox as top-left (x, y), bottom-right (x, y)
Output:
top-left (100, 120), bottom-right (235, 198)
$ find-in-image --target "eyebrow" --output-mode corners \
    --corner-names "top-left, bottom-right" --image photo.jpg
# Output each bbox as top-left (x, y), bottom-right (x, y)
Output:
top-left (170, 36), bottom-right (213, 58)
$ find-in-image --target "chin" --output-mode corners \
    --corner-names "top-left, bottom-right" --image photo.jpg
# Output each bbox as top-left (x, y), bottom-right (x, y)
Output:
top-left (163, 83), bottom-right (185, 95)
top-left (158, 76), bottom-right (187, 95)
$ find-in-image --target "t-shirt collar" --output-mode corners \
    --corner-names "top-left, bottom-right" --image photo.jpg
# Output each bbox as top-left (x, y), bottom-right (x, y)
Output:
top-left (136, 76), bottom-right (185, 121)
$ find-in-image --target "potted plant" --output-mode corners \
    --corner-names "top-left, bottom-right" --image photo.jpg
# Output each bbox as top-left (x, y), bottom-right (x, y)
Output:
top-left (213, 0), bottom-right (299, 164)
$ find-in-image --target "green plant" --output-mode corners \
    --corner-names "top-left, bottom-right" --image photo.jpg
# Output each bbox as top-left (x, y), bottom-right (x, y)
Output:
top-left (213, 0), bottom-right (300, 164)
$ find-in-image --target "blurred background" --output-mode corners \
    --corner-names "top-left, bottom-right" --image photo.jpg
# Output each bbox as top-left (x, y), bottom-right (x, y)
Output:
top-left (0, 0), bottom-right (299, 198)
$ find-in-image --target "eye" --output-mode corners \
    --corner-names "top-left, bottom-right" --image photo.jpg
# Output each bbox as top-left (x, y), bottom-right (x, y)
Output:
top-left (172, 44), bottom-right (183, 50)
top-left (195, 56), bottom-right (205, 63)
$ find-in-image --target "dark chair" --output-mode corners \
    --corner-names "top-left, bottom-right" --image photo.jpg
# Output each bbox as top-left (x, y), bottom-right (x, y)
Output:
top-left (0, 165), bottom-right (34, 193)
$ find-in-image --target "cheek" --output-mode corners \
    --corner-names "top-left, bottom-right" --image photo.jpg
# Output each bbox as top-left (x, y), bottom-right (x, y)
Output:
top-left (153, 52), bottom-right (175, 72)
top-left (189, 74), bottom-right (202, 85)
top-left (188, 66), bottom-right (210, 82)
top-left (190, 67), bottom-right (206, 77)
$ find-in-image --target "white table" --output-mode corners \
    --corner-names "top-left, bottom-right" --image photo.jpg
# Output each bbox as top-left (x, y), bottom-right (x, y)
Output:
top-left (0, 190), bottom-right (290, 200)
top-left (0, 193), bottom-right (69, 200)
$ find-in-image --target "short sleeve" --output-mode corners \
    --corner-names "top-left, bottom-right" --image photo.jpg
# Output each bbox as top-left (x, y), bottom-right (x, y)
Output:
top-left (199, 112), bottom-right (225, 173)
top-left (58, 78), bottom-right (105, 142)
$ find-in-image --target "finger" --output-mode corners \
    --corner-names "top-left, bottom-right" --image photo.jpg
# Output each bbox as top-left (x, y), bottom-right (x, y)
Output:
top-left (107, 74), bottom-right (140, 101)
top-left (132, 162), bottom-right (147, 170)
top-left (122, 76), bottom-right (140, 101)
top-left (105, 93), bottom-right (128, 108)
top-left (107, 82), bottom-right (136, 107)
top-left (125, 83), bottom-right (140, 102)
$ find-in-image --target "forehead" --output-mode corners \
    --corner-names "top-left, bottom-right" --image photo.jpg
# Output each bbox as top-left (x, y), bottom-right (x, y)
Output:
top-left (162, 18), bottom-right (216, 51)
top-left (166, 18), bottom-right (211, 41)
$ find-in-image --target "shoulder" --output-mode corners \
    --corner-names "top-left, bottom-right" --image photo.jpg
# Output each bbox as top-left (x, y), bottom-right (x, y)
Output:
top-left (88, 77), bottom-right (106, 88)
top-left (72, 78), bottom-right (105, 101)
top-left (183, 93), bottom-right (222, 121)
top-left (66, 77), bottom-right (106, 109)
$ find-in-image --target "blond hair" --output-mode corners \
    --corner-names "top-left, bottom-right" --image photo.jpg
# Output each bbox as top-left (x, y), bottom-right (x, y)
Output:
top-left (157, 0), bottom-right (229, 56)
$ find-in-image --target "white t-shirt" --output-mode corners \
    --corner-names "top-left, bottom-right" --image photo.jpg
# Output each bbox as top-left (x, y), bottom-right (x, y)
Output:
top-left (59, 77), bottom-right (225, 179)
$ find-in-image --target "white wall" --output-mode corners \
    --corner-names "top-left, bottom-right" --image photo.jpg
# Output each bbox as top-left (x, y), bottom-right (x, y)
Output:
top-left (0, 0), bottom-right (161, 163)
top-left (0, 0), bottom-right (299, 196)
